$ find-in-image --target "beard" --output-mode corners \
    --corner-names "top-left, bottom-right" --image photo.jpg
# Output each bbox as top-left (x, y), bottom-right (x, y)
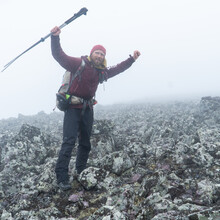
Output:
top-left (91, 57), bottom-right (103, 66)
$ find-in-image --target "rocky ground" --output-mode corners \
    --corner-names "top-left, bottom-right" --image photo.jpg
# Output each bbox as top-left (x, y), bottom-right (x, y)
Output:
top-left (0, 96), bottom-right (220, 220)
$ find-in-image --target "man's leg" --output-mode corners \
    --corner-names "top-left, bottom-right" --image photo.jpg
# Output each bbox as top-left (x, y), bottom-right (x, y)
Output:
top-left (55, 108), bottom-right (81, 184)
top-left (76, 107), bottom-right (94, 174)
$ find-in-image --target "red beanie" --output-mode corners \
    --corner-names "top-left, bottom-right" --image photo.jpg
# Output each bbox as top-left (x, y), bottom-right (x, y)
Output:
top-left (90, 45), bottom-right (106, 56)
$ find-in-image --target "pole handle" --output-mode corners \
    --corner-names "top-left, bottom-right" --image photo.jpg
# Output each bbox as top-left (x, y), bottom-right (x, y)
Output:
top-left (41, 7), bottom-right (88, 41)
top-left (40, 7), bottom-right (88, 42)
top-left (65, 7), bottom-right (88, 25)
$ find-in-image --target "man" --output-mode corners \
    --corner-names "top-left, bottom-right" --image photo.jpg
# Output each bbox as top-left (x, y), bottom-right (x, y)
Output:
top-left (50, 26), bottom-right (141, 190)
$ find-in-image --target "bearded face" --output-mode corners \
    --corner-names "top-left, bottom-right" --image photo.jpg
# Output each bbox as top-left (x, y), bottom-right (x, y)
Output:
top-left (90, 50), bottom-right (105, 66)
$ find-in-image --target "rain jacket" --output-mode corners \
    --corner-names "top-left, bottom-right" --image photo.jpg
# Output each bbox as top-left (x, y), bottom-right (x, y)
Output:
top-left (51, 35), bottom-right (135, 102)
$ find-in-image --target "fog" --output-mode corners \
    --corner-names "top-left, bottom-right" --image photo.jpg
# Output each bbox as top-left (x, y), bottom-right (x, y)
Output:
top-left (0, 0), bottom-right (220, 119)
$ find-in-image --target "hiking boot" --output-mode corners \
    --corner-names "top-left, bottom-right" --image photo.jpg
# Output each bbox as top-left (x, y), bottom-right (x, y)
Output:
top-left (58, 181), bottom-right (71, 191)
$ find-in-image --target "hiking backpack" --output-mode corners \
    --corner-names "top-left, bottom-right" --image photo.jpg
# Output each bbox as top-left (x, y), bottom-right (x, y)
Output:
top-left (56, 59), bottom-right (107, 111)
top-left (56, 60), bottom-right (85, 111)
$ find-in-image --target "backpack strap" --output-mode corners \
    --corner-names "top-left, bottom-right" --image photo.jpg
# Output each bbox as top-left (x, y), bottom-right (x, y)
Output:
top-left (98, 69), bottom-right (108, 84)
top-left (67, 59), bottom-right (85, 93)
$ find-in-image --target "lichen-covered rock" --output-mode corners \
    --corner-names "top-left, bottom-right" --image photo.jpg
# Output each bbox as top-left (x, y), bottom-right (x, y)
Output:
top-left (78, 167), bottom-right (107, 190)
top-left (1, 97), bottom-right (220, 219)
top-left (91, 151), bottom-right (134, 175)
top-left (1, 210), bottom-right (13, 220)
top-left (0, 123), bottom-right (59, 196)
top-left (87, 206), bottom-right (126, 220)
top-left (188, 207), bottom-right (220, 220)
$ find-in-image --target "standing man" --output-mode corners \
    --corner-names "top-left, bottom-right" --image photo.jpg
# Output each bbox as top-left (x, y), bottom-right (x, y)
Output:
top-left (51, 26), bottom-right (141, 190)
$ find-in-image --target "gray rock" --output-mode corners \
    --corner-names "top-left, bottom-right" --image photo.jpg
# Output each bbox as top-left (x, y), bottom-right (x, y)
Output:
top-left (1, 97), bottom-right (220, 219)
top-left (78, 167), bottom-right (107, 190)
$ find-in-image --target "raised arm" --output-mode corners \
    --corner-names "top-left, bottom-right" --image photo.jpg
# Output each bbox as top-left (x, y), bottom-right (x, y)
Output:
top-left (106, 50), bottom-right (141, 79)
top-left (50, 26), bottom-right (81, 72)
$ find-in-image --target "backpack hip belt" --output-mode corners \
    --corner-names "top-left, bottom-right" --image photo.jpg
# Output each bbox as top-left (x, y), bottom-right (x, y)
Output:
top-left (70, 95), bottom-right (84, 104)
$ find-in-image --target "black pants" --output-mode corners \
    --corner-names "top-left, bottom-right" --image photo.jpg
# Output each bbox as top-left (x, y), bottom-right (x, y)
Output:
top-left (55, 107), bottom-right (93, 183)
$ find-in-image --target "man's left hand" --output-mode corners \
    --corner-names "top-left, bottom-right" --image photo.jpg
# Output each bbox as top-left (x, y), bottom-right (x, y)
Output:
top-left (133, 50), bottom-right (141, 60)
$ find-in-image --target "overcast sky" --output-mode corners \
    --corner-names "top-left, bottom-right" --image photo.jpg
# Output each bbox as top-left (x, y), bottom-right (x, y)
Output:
top-left (0, 0), bottom-right (220, 119)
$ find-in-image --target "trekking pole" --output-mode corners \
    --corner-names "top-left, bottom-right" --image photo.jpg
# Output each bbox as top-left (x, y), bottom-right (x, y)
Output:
top-left (1, 7), bottom-right (88, 72)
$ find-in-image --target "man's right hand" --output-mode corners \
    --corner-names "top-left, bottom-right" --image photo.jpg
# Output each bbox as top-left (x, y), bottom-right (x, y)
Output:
top-left (51, 26), bottom-right (61, 36)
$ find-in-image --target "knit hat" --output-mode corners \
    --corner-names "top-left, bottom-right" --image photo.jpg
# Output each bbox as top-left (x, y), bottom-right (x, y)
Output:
top-left (90, 45), bottom-right (106, 56)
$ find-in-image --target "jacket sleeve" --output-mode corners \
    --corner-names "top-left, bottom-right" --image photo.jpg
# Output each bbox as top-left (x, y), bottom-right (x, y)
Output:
top-left (51, 35), bottom-right (81, 72)
top-left (106, 56), bottom-right (135, 79)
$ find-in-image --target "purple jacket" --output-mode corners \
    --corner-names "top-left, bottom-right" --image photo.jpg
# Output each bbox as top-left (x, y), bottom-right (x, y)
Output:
top-left (51, 36), bottom-right (135, 100)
